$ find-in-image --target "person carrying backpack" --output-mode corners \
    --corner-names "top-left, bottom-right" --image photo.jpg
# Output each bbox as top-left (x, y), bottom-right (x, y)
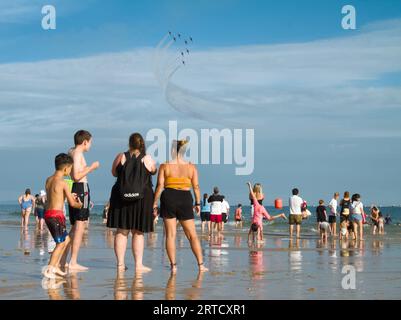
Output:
top-left (107, 133), bottom-right (157, 273)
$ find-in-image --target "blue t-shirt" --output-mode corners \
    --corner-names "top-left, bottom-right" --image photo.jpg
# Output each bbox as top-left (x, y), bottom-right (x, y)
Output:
top-left (201, 199), bottom-right (211, 213)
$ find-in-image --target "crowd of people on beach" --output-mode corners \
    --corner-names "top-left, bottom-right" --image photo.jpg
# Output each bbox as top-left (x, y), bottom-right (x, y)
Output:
top-left (17, 129), bottom-right (391, 281)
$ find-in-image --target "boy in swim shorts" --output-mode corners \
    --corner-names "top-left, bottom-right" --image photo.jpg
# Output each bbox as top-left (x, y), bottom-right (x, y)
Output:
top-left (235, 204), bottom-right (243, 228)
top-left (66, 130), bottom-right (100, 271)
top-left (42, 153), bottom-right (82, 279)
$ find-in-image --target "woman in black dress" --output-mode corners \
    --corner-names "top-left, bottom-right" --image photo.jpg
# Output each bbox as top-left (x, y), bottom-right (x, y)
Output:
top-left (107, 133), bottom-right (157, 272)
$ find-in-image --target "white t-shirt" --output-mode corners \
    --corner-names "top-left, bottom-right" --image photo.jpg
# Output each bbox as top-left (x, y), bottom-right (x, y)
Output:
top-left (221, 200), bottom-right (230, 214)
top-left (208, 194), bottom-right (224, 216)
top-left (329, 198), bottom-right (338, 216)
top-left (289, 195), bottom-right (303, 215)
top-left (351, 201), bottom-right (364, 215)
top-left (210, 202), bottom-right (222, 215)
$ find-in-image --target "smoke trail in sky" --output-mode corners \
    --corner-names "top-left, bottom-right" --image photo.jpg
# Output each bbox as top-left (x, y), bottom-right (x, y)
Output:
top-left (153, 32), bottom-right (253, 126)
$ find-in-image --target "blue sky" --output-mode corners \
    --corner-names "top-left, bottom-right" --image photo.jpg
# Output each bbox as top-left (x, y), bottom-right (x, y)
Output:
top-left (0, 0), bottom-right (401, 205)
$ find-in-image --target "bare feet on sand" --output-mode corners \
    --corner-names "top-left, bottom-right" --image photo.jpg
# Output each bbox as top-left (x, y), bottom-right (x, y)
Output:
top-left (68, 263), bottom-right (89, 271)
top-left (43, 266), bottom-right (66, 279)
top-left (198, 263), bottom-right (208, 273)
top-left (135, 265), bottom-right (152, 273)
top-left (117, 264), bottom-right (128, 272)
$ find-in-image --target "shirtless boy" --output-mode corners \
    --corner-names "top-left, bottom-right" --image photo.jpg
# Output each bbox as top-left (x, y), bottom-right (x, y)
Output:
top-left (66, 130), bottom-right (99, 271)
top-left (42, 153), bottom-right (82, 279)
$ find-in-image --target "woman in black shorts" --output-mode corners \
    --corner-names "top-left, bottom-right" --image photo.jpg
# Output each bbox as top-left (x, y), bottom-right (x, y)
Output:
top-left (153, 140), bottom-right (208, 274)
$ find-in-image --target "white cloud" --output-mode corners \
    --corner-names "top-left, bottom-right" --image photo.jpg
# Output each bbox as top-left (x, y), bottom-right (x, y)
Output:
top-left (0, 19), bottom-right (401, 148)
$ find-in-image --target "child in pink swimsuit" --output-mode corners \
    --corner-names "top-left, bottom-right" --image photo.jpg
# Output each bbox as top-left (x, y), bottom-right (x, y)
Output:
top-left (247, 182), bottom-right (287, 243)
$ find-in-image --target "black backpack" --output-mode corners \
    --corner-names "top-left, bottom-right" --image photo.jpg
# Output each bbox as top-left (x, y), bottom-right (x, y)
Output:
top-left (119, 152), bottom-right (146, 202)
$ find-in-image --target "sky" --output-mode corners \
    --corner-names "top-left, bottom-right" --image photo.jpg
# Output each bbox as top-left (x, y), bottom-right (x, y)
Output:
top-left (0, 0), bottom-right (401, 205)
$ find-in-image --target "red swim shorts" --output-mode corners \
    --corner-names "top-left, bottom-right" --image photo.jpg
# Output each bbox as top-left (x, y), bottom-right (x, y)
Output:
top-left (210, 214), bottom-right (222, 223)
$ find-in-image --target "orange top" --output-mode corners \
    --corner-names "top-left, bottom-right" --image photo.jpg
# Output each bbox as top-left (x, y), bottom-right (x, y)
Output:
top-left (165, 177), bottom-right (192, 190)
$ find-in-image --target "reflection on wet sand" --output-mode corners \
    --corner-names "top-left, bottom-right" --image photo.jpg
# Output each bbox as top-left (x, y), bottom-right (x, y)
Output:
top-left (114, 271), bottom-right (129, 300)
top-left (4, 218), bottom-right (399, 300)
top-left (146, 232), bottom-right (158, 248)
top-left (18, 229), bottom-right (32, 255)
top-left (132, 273), bottom-right (144, 300)
top-left (372, 239), bottom-right (384, 255)
top-left (249, 243), bottom-right (264, 280)
top-left (42, 278), bottom-right (67, 300)
top-left (64, 272), bottom-right (81, 300)
top-left (183, 272), bottom-right (204, 300)
top-left (165, 273), bottom-right (176, 300)
top-left (288, 239), bottom-right (302, 272)
top-left (165, 272), bottom-right (205, 300)
top-left (104, 228), bottom-right (115, 249)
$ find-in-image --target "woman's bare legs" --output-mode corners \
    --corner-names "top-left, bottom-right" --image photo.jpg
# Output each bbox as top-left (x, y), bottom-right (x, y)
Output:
top-left (131, 229), bottom-right (151, 273)
top-left (21, 210), bottom-right (25, 228)
top-left (114, 229), bottom-right (129, 271)
top-left (164, 218), bottom-right (177, 273)
top-left (180, 219), bottom-right (208, 272)
top-left (358, 221), bottom-right (364, 240)
top-left (353, 222), bottom-right (358, 241)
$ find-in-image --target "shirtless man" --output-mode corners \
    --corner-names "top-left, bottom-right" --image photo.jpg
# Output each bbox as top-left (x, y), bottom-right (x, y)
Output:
top-left (42, 153), bottom-right (82, 279)
top-left (65, 130), bottom-right (99, 271)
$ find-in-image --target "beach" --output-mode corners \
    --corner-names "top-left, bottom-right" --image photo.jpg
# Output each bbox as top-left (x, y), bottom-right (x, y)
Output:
top-left (1, 205), bottom-right (401, 300)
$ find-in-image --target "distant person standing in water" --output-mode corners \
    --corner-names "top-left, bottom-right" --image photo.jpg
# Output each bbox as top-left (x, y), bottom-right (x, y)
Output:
top-left (153, 139), bottom-right (208, 274)
top-left (208, 187), bottom-right (224, 237)
top-left (221, 197), bottom-right (230, 231)
top-left (102, 202), bottom-right (110, 224)
top-left (18, 189), bottom-right (36, 229)
top-left (107, 133), bottom-right (157, 273)
top-left (35, 190), bottom-right (47, 231)
top-left (339, 191), bottom-right (353, 239)
top-left (328, 192), bottom-right (339, 237)
top-left (235, 204), bottom-right (243, 228)
top-left (351, 193), bottom-right (366, 241)
top-left (200, 193), bottom-right (211, 233)
top-left (34, 194), bottom-right (40, 225)
top-left (289, 188), bottom-right (303, 239)
top-left (370, 206), bottom-right (384, 235)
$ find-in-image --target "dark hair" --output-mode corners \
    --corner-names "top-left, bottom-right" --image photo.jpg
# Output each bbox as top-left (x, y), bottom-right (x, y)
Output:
top-left (74, 130), bottom-right (92, 146)
top-left (319, 199), bottom-right (324, 205)
top-left (129, 133), bottom-right (146, 154)
top-left (251, 223), bottom-right (259, 232)
top-left (213, 186), bottom-right (219, 194)
top-left (35, 194), bottom-right (39, 198)
top-left (238, 204), bottom-right (242, 207)
top-left (25, 189), bottom-right (31, 195)
top-left (172, 139), bottom-right (188, 155)
top-left (352, 193), bottom-right (360, 202)
top-left (55, 153), bottom-right (74, 170)
top-left (292, 188), bottom-right (299, 196)
top-left (344, 191), bottom-right (350, 198)
top-left (203, 193), bottom-right (208, 200)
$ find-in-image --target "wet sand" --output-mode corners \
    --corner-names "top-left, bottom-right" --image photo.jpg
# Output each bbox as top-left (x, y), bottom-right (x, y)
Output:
top-left (1, 221), bottom-right (401, 300)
